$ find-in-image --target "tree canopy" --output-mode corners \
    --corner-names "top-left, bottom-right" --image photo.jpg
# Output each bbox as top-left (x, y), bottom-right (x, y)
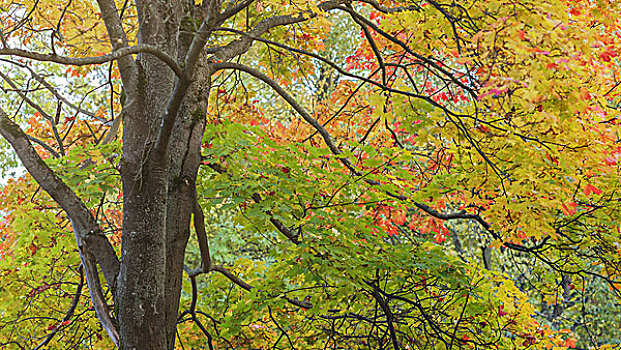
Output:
top-left (0, 0), bottom-right (620, 349)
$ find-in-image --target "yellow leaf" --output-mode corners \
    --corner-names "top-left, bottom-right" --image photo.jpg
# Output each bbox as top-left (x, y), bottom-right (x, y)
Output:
top-left (490, 239), bottom-right (504, 249)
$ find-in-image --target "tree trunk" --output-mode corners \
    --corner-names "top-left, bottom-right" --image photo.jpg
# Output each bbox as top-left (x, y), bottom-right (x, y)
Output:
top-left (115, 1), bottom-right (181, 348)
top-left (162, 64), bottom-right (210, 350)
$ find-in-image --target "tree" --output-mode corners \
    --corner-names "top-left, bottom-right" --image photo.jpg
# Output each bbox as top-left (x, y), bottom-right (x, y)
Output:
top-left (0, 0), bottom-right (620, 349)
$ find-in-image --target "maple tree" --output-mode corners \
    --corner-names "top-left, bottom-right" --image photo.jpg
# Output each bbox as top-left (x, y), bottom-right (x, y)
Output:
top-left (0, 0), bottom-right (620, 349)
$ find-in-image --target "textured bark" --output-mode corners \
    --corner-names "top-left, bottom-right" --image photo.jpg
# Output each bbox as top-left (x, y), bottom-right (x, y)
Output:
top-left (114, 0), bottom-right (180, 348)
top-left (162, 59), bottom-right (210, 350)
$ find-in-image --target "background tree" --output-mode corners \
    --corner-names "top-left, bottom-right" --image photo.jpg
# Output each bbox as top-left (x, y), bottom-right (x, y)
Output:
top-left (0, 0), bottom-right (620, 349)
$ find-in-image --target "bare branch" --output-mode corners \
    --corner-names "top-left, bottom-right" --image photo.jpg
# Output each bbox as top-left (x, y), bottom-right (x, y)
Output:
top-left (75, 229), bottom-right (119, 346)
top-left (336, 5), bottom-right (476, 98)
top-left (27, 135), bottom-right (60, 158)
top-left (211, 0), bottom-right (347, 62)
top-left (366, 280), bottom-right (400, 350)
top-left (193, 200), bottom-right (212, 272)
top-left (212, 28), bottom-right (446, 112)
top-left (209, 265), bottom-right (254, 291)
top-left (177, 274), bottom-right (215, 350)
top-left (251, 194), bottom-right (300, 244)
top-left (0, 71), bottom-right (66, 155)
top-left (33, 267), bottom-right (84, 350)
top-left (345, 3), bottom-right (386, 85)
top-left (0, 58), bottom-right (97, 118)
top-left (219, 0), bottom-right (255, 21)
top-left (94, 0), bottom-right (138, 91)
top-left (355, 0), bottom-right (421, 13)
top-left (99, 115), bottom-right (122, 146)
top-left (0, 45), bottom-right (183, 78)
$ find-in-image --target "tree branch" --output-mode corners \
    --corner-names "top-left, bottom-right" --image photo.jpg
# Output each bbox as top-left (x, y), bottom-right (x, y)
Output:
top-left (193, 200), bottom-right (212, 273)
top-left (210, 0), bottom-right (347, 63)
top-left (75, 230), bottom-right (119, 346)
top-left (204, 161), bottom-right (300, 244)
top-left (94, 0), bottom-right (139, 91)
top-left (27, 135), bottom-right (60, 158)
top-left (335, 5), bottom-right (476, 98)
top-left (0, 108), bottom-right (120, 344)
top-left (0, 71), bottom-right (66, 155)
top-left (1, 58), bottom-right (97, 118)
top-left (210, 62), bottom-right (358, 174)
top-left (365, 279), bottom-right (400, 350)
top-left (219, 0), bottom-right (255, 20)
top-left (33, 266), bottom-right (84, 350)
top-left (252, 194), bottom-right (300, 244)
top-left (345, 3), bottom-right (387, 85)
top-left (354, 0), bottom-right (421, 13)
top-left (210, 30), bottom-right (460, 123)
top-left (0, 45), bottom-right (183, 78)
top-left (177, 273), bottom-right (215, 350)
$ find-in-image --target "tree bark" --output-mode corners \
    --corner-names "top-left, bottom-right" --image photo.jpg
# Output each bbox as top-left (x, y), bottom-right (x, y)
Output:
top-left (114, 0), bottom-right (180, 347)
top-left (162, 59), bottom-right (210, 350)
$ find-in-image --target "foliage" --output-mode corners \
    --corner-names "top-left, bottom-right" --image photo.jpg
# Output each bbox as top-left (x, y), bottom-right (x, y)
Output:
top-left (0, 0), bottom-right (620, 349)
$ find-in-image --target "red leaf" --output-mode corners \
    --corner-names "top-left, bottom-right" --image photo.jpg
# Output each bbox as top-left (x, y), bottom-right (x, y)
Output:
top-left (583, 184), bottom-right (602, 196)
top-left (433, 232), bottom-right (446, 243)
top-left (546, 62), bottom-right (558, 69)
top-left (561, 202), bottom-right (577, 216)
top-left (516, 30), bottom-right (526, 40)
top-left (599, 50), bottom-right (617, 63)
top-left (564, 337), bottom-right (577, 348)
top-left (498, 304), bottom-right (509, 317)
